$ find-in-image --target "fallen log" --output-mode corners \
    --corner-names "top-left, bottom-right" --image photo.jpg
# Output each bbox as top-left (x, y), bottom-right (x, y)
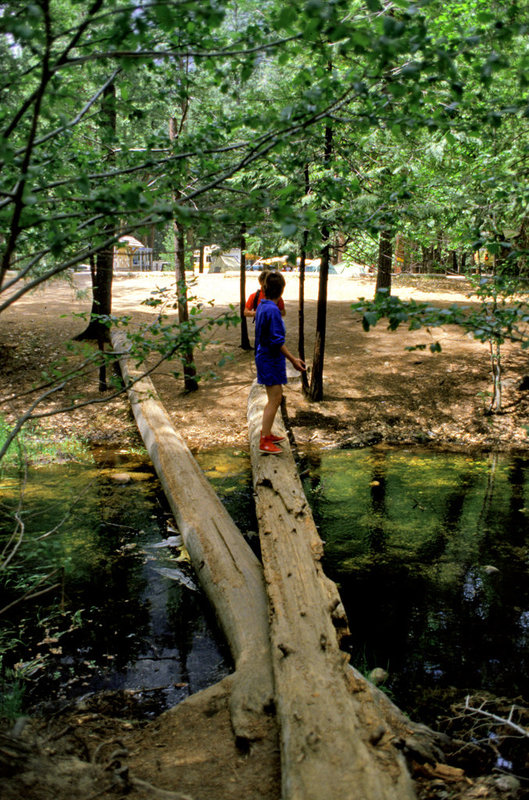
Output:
top-left (248, 380), bottom-right (417, 800)
top-left (112, 333), bottom-right (449, 794)
top-left (111, 331), bottom-right (274, 743)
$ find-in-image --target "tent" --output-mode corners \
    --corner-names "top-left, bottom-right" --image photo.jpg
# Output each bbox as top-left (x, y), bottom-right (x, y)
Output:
top-left (209, 254), bottom-right (240, 273)
top-left (304, 259), bottom-right (368, 276)
top-left (331, 261), bottom-right (369, 276)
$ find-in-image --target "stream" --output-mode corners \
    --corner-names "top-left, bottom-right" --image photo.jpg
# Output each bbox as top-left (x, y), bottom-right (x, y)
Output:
top-left (1, 445), bottom-right (528, 739)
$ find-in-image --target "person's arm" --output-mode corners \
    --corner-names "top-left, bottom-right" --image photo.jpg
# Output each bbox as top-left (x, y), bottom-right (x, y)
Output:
top-left (280, 344), bottom-right (306, 372)
top-left (278, 298), bottom-right (286, 317)
top-left (244, 292), bottom-right (257, 318)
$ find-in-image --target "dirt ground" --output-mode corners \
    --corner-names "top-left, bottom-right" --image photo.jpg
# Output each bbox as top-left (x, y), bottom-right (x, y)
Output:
top-left (3, 270), bottom-right (529, 454)
top-left (1, 270), bottom-right (528, 800)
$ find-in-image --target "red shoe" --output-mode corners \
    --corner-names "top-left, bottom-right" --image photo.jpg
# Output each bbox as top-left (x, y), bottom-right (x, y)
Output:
top-left (259, 435), bottom-right (282, 454)
top-left (269, 433), bottom-right (285, 443)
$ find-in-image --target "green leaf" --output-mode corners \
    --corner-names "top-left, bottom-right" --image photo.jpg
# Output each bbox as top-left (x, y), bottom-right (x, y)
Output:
top-left (362, 312), bottom-right (379, 331)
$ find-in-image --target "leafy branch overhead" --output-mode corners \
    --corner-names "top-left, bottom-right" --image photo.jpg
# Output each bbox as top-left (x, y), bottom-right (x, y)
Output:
top-left (353, 279), bottom-right (529, 351)
top-left (3, 0), bottom-right (529, 307)
top-left (353, 278), bottom-right (529, 413)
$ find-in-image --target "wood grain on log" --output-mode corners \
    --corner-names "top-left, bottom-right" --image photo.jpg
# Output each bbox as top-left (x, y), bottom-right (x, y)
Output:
top-left (248, 380), bottom-right (416, 800)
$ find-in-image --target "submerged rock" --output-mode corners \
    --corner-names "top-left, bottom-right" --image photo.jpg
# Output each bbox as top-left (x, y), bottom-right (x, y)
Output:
top-left (110, 472), bottom-right (132, 484)
top-left (369, 667), bottom-right (389, 686)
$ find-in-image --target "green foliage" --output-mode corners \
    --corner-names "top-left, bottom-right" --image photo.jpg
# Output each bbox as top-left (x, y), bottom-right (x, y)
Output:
top-left (0, 653), bottom-right (25, 722)
top-left (3, 0), bottom-right (529, 407)
top-left (352, 276), bottom-right (529, 412)
top-left (1, 0), bottom-right (529, 298)
top-left (353, 278), bottom-right (529, 349)
top-left (0, 415), bottom-right (91, 467)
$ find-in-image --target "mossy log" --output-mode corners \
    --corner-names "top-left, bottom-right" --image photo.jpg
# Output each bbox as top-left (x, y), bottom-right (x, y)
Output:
top-left (247, 380), bottom-right (417, 800)
top-left (111, 332), bottom-right (274, 742)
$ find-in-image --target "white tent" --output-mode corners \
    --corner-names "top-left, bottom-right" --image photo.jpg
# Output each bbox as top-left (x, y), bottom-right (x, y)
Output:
top-left (209, 254), bottom-right (240, 273)
top-left (331, 261), bottom-right (368, 276)
top-left (304, 259), bottom-right (368, 276)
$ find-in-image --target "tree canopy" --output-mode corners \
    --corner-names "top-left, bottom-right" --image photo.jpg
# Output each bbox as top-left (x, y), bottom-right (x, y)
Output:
top-left (3, 0), bottom-right (529, 304)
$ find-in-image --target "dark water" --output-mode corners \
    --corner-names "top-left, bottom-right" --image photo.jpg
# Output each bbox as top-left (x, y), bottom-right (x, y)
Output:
top-left (2, 444), bottom-right (528, 729)
top-left (302, 447), bottom-right (529, 719)
top-left (0, 448), bottom-right (232, 716)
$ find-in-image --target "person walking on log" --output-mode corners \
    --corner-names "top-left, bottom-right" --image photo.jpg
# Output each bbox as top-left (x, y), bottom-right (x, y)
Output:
top-left (254, 271), bottom-right (305, 454)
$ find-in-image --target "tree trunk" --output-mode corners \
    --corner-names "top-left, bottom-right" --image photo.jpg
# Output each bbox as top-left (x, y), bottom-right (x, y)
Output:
top-left (308, 232), bottom-right (329, 401)
top-left (174, 217), bottom-right (198, 391)
top-left (299, 164), bottom-right (310, 395)
top-left (488, 339), bottom-right (502, 413)
top-left (170, 116), bottom-right (197, 393)
top-left (421, 244), bottom-right (433, 273)
top-left (334, 232), bottom-right (346, 264)
top-left (111, 331), bottom-right (274, 742)
top-left (394, 233), bottom-right (405, 273)
top-left (247, 381), bottom-right (416, 800)
top-left (240, 223), bottom-right (252, 351)
top-left (375, 228), bottom-right (392, 295)
top-left (199, 244), bottom-right (205, 274)
top-left (75, 83), bottom-right (116, 343)
top-left (298, 235), bottom-right (309, 395)
top-left (308, 120), bottom-right (333, 402)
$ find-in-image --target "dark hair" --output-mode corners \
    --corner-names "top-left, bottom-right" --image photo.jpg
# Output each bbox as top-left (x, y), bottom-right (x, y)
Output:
top-left (264, 270), bottom-right (285, 300)
top-left (258, 269), bottom-right (271, 285)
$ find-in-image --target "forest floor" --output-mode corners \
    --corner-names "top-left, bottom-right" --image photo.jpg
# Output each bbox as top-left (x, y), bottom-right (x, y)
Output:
top-left (1, 271), bottom-right (528, 800)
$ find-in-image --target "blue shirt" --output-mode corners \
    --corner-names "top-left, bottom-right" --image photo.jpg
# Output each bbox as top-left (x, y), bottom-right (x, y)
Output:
top-left (254, 299), bottom-right (287, 386)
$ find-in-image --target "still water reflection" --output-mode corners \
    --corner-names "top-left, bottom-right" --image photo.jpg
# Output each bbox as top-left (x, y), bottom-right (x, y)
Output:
top-left (302, 447), bottom-right (529, 715)
top-left (0, 448), bottom-right (231, 714)
top-left (2, 445), bottom-right (527, 721)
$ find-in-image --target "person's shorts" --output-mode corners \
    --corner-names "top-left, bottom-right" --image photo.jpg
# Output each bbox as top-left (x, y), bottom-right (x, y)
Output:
top-left (255, 353), bottom-right (287, 386)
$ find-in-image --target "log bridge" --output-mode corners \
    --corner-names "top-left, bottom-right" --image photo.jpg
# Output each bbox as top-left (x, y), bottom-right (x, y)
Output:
top-left (112, 331), bottom-right (446, 800)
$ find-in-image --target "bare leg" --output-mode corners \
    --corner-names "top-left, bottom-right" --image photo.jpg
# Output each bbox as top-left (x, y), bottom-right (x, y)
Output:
top-left (261, 385), bottom-right (283, 436)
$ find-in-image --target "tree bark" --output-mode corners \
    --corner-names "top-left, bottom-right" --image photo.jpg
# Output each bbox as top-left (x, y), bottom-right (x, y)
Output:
top-left (170, 115), bottom-right (198, 393)
top-left (174, 215), bottom-right (197, 391)
top-left (308, 120), bottom-right (333, 402)
top-left (375, 228), bottom-right (392, 295)
top-left (247, 381), bottom-right (416, 800)
top-left (75, 83), bottom-right (116, 343)
top-left (308, 233), bottom-right (330, 402)
top-left (299, 164), bottom-right (310, 395)
top-left (111, 331), bottom-right (274, 742)
top-left (239, 222), bottom-right (252, 351)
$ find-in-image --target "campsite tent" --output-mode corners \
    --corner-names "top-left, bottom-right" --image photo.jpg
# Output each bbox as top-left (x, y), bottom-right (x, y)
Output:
top-left (332, 261), bottom-right (369, 276)
top-left (304, 259), bottom-right (368, 276)
top-left (209, 254), bottom-right (240, 273)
